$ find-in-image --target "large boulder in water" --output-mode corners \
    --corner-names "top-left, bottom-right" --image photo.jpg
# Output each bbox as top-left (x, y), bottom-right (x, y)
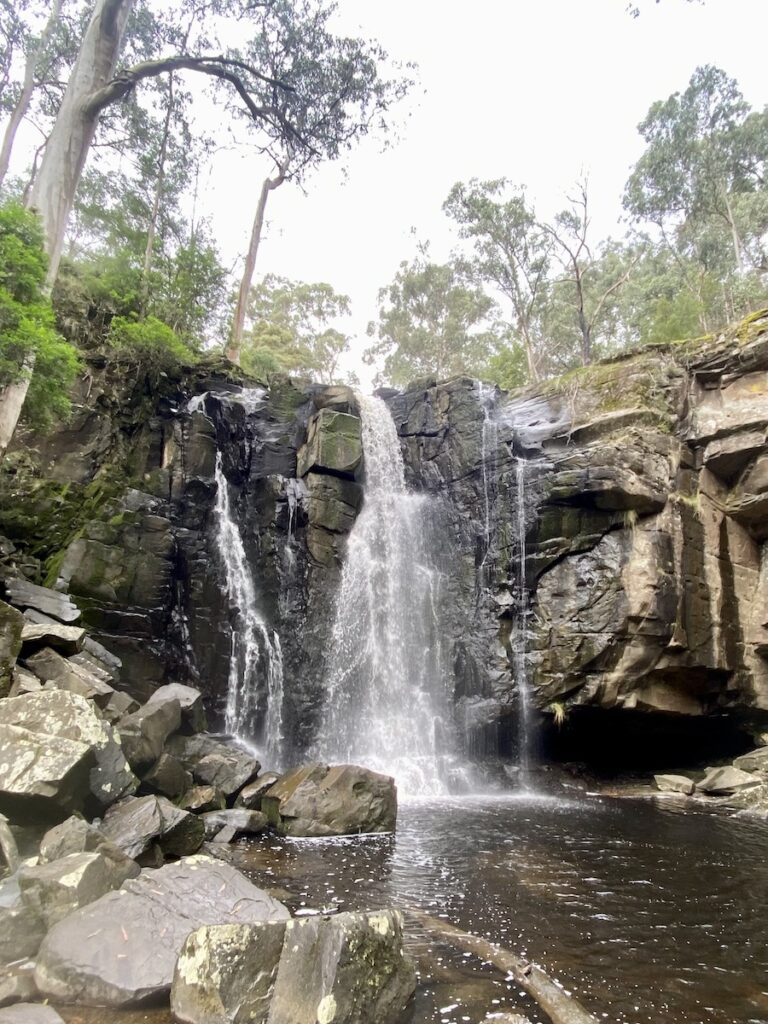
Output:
top-left (171, 909), bottom-right (415, 1024)
top-left (262, 763), bottom-right (397, 837)
top-left (0, 691), bottom-right (136, 820)
top-left (34, 856), bottom-right (289, 1007)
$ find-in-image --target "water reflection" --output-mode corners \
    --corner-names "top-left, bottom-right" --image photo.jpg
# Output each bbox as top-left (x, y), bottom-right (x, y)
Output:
top-left (221, 794), bottom-right (768, 1024)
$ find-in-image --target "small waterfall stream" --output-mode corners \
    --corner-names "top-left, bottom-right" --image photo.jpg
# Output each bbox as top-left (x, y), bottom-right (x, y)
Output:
top-left (213, 451), bottom-right (284, 766)
top-left (315, 394), bottom-right (458, 796)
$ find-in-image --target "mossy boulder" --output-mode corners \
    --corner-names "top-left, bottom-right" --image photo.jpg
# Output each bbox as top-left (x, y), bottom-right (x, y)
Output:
top-left (297, 410), bottom-right (362, 479)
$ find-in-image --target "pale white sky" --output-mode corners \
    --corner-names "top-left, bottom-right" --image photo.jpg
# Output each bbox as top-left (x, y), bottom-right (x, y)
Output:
top-left (198, 0), bottom-right (768, 384)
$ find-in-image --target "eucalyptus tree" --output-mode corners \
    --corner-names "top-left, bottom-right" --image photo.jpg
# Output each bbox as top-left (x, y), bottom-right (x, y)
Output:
top-left (226, 0), bottom-right (412, 363)
top-left (543, 179), bottom-right (638, 365)
top-left (242, 273), bottom-right (351, 382)
top-left (365, 255), bottom-right (500, 388)
top-left (444, 179), bottom-right (551, 381)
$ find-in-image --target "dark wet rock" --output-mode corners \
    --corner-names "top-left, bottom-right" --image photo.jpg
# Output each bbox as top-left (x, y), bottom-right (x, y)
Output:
top-left (262, 763), bottom-right (397, 837)
top-left (20, 624), bottom-right (85, 657)
top-left (100, 794), bottom-right (204, 860)
top-left (0, 961), bottom-right (38, 1008)
top-left (141, 753), bottom-right (193, 799)
top-left (654, 774), bottom-right (695, 796)
top-left (34, 856), bottom-right (289, 1007)
top-left (0, 878), bottom-right (46, 967)
top-left (171, 909), bottom-right (415, 1024)
top-left (696, 766), bottom-right (761, 795)
top-left (0, 1005), bottom-right (64, 1023)
top-left (178, 786), bottom-right (226, 814)
top-left (147, 683), bottom-right (207, 733)
top-left (117, 698), bottom-right (182, 769)
top-left (18, 849), bottom-right (139, 928)
top-left (167, 735), bottom-right (260, 797)
top-left (3, 581), bottom-right (80, 625)
top-left (297, 409), bottom-right (362, 479)
top-left (200, 809), bottom-right (267, 839)
top-left (0, 600), bottom-right (24, 699)
top-left (234, 772), bottom-right (281, 810)
top-left (0, 691), bottom-right (136, 820)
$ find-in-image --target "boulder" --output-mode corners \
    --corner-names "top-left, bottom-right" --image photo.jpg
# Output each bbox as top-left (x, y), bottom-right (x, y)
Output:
top-left (101, 689), bottom-right (140, 724)
top-left (297, 409), bottom-right (362, 479)
top-left (39, 814), bottom-right (135, 869)
top-left (234, 772), bottom-right (281, 810)
top-left (0, 691), bottom-right (136, 817)
top-left (0, 878), bottom-right (46, 966)
top-left (171, 922), bottom-right (285, 1024)
top-left (0, 1006), bottom-right (64, 1024)
top-left (7, 668), bottom-right (42, 699)
top-left (4, 581), bottom-right (80, 625)
top-left (733, 747), bottom-right (768, 774)
top-left (210, 826), bottom-right (238, 845)
top-left (20, 624), bottom-right (85, 658)
top-left (171, 910), bottom-right (415, 1024)
top-left (262, 764), bottom-right (397, 837)
top-left (35, 856), bottom-right (289, 1007)
top-left (0, 600), bottom-right (24, 699)
top-left (167, 735), bottom-right (260, 797)
top-left (100, 794), bottom-right (204, 860)
top-left (178, 786), bottom-right (226, 814)
top-left (653, 774), bottom-right (695, 796)
top-left (147, 683), bottom-right (207, 733)
top-left (696, 766), bottom-right (761, 795)
top-left (0, 813), bottom-right (19, 877)
top-left (0, 962), bottom-right (37, 1008)
top-left (23, 647), bottom-right (115, 708)
top-left (18, 849), bottom-right (139, 928)
top-left (117, 698), bottom-right (182, 769)
top-left (141, 753), bottom-right (193, 799)
top-left (200, 809), bottom-right (268, 840)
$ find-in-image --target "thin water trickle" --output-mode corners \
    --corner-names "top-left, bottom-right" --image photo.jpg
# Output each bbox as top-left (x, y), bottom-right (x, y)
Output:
top-left (315, 394), bottom-right (461, 797)
top-left (213, 451), bottom-right (284, 767)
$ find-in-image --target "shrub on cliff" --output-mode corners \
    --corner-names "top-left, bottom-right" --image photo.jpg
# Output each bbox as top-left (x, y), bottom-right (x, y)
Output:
top-left (107, 315), bottom-right (196, 381)
top-left (0, 202), bottom-right (79, 427)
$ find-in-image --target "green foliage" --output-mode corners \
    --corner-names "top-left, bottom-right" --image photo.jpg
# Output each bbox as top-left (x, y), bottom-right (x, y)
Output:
top-left (0, 201), bottom-right (78, 426)
top-left (242, 274), bottom-right (352, 383)
top-left (482, 342), bottom-right (529, 391)
top-left (366, 254), bottom-right (502, 387)
top-left (107, 314), bottom-right (196, 378)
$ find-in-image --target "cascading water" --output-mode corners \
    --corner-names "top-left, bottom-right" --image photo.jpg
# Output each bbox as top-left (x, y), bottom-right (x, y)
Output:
top-left (315, 393), bottom-right (459, 797)
top-left (477, 383), bottom-right (499, 584)
top-left (213, 451), bottom-right (285, 767)
top-left (512, 455), bottom-right (533, 779)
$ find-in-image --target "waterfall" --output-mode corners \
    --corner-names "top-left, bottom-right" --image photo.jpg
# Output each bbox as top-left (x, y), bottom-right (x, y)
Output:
top-left (477, 382), bottom-right (499, 584)
top-left (512, 455), bottom-right (532, 778)
top-left (315, 394), bottom-right (457, 797)
top-left (213, 452), bottom-right (284, 766)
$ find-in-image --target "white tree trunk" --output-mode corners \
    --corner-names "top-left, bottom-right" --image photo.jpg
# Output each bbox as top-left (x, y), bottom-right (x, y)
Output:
top-left (0, 359), bottom-right (34, 458)
top-left (227, 159), bottom-right (288, 364)
top-left (29, 0), bottom-right (134, 285)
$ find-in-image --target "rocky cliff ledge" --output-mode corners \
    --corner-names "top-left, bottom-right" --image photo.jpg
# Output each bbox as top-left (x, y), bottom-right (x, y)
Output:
top-left (2, 311), bottom-right (767, 772)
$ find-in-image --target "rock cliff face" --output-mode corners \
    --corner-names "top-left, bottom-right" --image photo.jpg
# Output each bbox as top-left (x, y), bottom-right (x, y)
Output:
top-left (2, 312), bottom-right (767, 771)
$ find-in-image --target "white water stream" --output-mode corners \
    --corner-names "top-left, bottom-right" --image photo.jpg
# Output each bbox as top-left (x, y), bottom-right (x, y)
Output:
top-left (315, 394), bottom-right (459, 797)
top-left (213, 451), bottom-right (285, 766)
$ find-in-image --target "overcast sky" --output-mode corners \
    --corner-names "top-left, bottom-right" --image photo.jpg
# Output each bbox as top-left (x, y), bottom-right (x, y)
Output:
top-left (197, 0), bottom-right (768, 385)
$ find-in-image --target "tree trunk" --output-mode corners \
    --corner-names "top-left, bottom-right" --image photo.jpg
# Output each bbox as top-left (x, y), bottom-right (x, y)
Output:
top-left (141, 73), bottom-right (175, 313)
top-left (227, 158), bottom-right (288, 364)
top-left (520, 324), bottom-right (540, 382)
top-left (29, 0), bottom-right (134, 285)
top-left (0, 0), bottom-right (62, 188)
top-left (0, 358), bottom-right (34, 458)
top-left (722, 189), bottom-right (745, 273)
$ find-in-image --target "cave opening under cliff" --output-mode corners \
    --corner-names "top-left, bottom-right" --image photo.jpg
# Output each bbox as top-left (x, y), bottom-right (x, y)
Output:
top-left (498, 707), bottom-right (756, 776)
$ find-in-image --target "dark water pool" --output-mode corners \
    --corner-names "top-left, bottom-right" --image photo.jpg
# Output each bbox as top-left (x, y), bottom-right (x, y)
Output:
top-left (56, 792), bottom-right (768, 1024)
top-left (219, 792), bottom-right (768, 1024)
